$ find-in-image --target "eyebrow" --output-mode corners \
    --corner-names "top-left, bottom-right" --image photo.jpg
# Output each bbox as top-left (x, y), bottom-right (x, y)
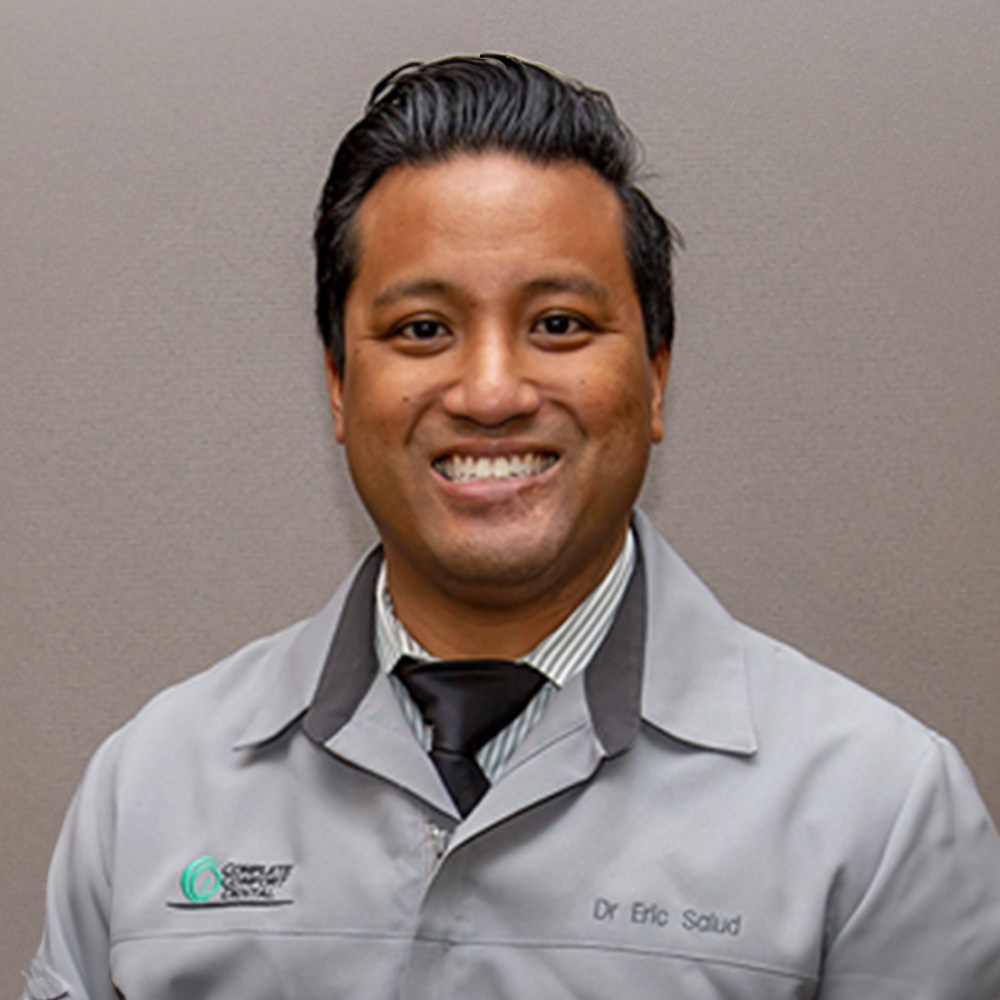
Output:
top-left (522, 275), bottom-right (610, 306)
top-left (372, 279), bottom-right (456, 310)
top-left (372, 275), bottom-right (611, 310)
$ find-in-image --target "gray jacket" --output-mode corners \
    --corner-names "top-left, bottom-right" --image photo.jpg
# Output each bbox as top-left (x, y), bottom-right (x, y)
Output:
top-left (22, 511), bottom-right (1000, 999)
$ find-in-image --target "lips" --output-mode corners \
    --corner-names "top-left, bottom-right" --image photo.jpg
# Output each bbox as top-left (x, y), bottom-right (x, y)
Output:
top-left (432, 452), bottom-right (558, 484)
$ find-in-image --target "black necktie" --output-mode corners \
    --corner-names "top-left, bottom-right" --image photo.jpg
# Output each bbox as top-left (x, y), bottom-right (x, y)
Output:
top-left (394, 657), bottom-right (545, 817)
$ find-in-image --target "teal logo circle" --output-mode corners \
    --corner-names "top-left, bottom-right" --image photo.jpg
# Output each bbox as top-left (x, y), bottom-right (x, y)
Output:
top-left (181, 856), bottom-right (222, 903)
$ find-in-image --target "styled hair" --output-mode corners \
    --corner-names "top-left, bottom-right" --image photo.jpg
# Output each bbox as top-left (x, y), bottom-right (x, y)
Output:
top-left (314, 54), bottom-right (675, 373)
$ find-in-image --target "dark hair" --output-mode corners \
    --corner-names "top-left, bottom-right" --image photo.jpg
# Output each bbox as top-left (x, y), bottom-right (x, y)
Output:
top-left (315, 54), bottom-right (675, 373)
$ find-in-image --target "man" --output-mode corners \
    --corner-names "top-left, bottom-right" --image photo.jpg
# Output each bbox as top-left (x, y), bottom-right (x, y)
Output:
top-left (22, 55), bottom-right (1000, 999)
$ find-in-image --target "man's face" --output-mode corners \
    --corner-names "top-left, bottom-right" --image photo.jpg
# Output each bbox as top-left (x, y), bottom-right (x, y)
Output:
top-left (328, 153), bottom-right (668, 615)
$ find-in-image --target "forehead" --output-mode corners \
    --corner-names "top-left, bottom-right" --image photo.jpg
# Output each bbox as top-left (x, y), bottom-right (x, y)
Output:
top-left (348, 153), bottom-right (635, 301)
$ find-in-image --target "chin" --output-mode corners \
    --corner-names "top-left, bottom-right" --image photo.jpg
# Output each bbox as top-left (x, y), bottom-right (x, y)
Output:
top-left (436, 532), bottom-right (569, 593)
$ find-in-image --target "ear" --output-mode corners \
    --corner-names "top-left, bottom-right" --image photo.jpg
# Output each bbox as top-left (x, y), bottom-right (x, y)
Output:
top-left (649, 344), bottom-right (670, 444)
top-left (324, 350), bottom-right (346, 444)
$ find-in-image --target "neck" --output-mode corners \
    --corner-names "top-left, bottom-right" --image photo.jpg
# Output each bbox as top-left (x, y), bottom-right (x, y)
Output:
top-left (384, 534), bottom-right (628, 660)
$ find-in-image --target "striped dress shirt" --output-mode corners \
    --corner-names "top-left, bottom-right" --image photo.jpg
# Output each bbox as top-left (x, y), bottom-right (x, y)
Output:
top-left (376, 528), bottom-right (636, 783)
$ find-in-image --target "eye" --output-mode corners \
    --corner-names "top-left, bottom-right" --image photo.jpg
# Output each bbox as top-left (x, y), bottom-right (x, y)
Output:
top-left (530, 313), bottom-right (594, 345)
top-left (393, 319), bottom-right (450, 345)
top-left (535, 314), bottom-right (582, 335)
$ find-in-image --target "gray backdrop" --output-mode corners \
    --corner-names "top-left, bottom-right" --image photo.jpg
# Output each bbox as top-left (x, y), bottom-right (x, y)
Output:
top-left (4, 0), bottom-right (998, 985)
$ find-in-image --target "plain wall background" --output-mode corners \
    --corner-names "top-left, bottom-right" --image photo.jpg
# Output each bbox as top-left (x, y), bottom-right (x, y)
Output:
top-left (4, 0), bottom-right (998, 985)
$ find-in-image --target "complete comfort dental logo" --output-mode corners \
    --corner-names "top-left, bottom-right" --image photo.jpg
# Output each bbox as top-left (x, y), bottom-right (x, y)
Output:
top-left (167, 855), bottom-right (295, 909)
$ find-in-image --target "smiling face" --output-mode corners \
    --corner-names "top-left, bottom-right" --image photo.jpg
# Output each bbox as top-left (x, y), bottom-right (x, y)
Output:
top-left (328, 153), bottom-right (668, 647)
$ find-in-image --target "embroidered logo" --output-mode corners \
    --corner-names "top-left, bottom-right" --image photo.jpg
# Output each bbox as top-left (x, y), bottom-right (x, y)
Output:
top-left (181, 856), bottom-right (222, 902)
top-left (168, 855), bottom-right (295, 909)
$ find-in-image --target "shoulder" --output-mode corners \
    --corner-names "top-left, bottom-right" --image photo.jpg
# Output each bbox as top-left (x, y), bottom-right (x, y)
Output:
top-left (137, 617), bottom-right (305, 727)
top-left (739, 621), bottom-right (941, 771)
top-left (634, 510), bottom-right (982, 882)
top-left (89, 615), bottom-right (313, 785)
top-left (76, 546), bottom-right (379, 804)
top-left (635, 509), bottom-right (943, 775)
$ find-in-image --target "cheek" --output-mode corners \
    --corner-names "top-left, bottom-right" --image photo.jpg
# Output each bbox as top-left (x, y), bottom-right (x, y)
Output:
top-left (338, 376), bottom-right (430, 473)
top-left (340, 364), bottom-right (401, 429)
top-left (579, 365), bottom-right (653, 436)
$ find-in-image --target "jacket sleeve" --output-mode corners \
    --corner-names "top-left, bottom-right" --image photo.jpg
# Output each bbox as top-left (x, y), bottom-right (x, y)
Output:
top-left (819, 735), bottom-right (1000, 999)
top-left (21, 734), bottom-right (121, 1000)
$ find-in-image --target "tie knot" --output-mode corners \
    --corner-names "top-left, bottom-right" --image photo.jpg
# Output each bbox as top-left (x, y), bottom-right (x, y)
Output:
top-left (394, 658), bottom-right (545, 756)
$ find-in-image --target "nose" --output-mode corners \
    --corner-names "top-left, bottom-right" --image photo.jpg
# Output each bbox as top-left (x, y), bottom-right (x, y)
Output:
top-left (440, 327), bottom-right (541, 428)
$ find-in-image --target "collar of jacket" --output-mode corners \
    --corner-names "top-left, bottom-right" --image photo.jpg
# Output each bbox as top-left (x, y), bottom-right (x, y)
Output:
top-left (232, 509), bottom-right (758, 758)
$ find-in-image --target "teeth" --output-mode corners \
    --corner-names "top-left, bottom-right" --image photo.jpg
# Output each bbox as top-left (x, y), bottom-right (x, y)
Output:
top-left (434, 452), bottom-right (557, 483)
